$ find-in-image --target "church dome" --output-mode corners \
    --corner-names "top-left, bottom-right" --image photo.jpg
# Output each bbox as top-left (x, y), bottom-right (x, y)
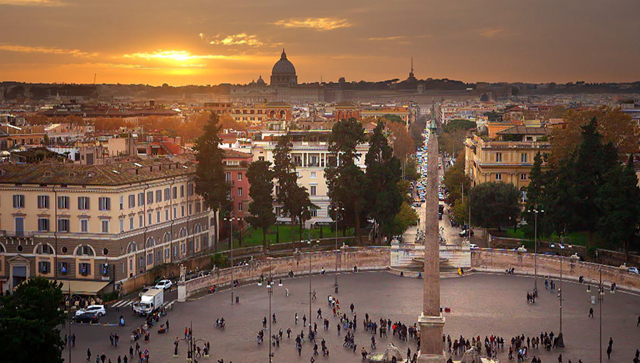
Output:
top-left (272, 49), bottom-right (296, 75)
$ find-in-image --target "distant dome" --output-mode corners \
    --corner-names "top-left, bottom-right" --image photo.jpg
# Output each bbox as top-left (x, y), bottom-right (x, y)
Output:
top-left (256, 75), bottom-right (266, 86)
top-left (272, 50), bottom-right (296, 75)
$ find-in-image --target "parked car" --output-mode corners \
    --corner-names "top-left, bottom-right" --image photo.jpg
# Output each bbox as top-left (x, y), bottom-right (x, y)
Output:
top-left (628, 267), bottom-right (639, 275)
top-left (75, 304), bottom-right (106, 317)
top-left (73, 311), bottom-right (100, 324)
top-left (154, 279), bottom-right (173, 290)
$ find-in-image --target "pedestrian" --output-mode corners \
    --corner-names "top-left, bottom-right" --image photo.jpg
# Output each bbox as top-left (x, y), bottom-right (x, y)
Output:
top-left (166, 319), bottom-right (169, 331)
top-left (129, 346), bottom-right (133, 358)
top-left (295, 313), bottom-right (298, 325)
top-left (87, 348), bottom-right (91, 361)
top-left (606, 344), bottom-right (612, 359)
top-left (72, 333), bottom-right (76, 346)
top-left (558, 353), bottom-right (562, 363)
top-left (589, 307), bottom-right (594, 318)
top-left (287, 327), bottom-right (292, 338)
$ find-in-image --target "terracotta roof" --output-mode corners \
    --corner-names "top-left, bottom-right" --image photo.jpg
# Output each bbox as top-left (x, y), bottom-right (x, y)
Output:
top-left (223, 149), bottom-right (252, 159)
top-left (496, 125), bottom-right (550, 136)
top-left (0, 159), bottom-right (194, 186)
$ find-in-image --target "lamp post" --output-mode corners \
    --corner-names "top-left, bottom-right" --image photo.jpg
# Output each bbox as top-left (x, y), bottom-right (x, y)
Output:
top-left (268, 281), bottom-right (273, 363)
top-left (307, 240), bottom-right (319, 336)
top-left (557, 241), bottom-right (565, 347)
top-left (586, 268), bottom-right (615, 363)
top-left (223, 216), bottom-right (238, 305)
top-left (527, 207), bottom-right (544, 293)
top-left (333, 206), bottom-right (344, 294)
top-left (177, 321), bottom-right (207, 362)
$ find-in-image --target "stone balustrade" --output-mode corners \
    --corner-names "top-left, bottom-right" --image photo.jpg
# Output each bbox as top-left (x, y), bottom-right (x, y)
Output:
top-left (179, 247), bottom-right (391, 299)
top-left (472, 249), bottom-right (640, 293)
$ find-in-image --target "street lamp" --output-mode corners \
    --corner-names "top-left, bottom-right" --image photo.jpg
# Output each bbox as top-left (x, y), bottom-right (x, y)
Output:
top-left (527, 207), bottom-right (544, 293)
top-left (258, 258), bottom-right (278, 363)
top-left (267, 281), bottom-right (273, 363)
top-left (223, 216), bottom-right (239, 305)
top-left (177, 321), bottom-right (208, 362)
top-left (333, 205), bottom-right (344, 294)
top-left (586, 269), bottom-right (615, 363)
top-left (555, 241), bottom-right (566, 348)
top-left (307, 240), bottom-right (319, 336)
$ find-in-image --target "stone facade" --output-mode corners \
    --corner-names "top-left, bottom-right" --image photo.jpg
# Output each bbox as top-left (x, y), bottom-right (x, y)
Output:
top-left (0, 160), bottom-right (216, 295)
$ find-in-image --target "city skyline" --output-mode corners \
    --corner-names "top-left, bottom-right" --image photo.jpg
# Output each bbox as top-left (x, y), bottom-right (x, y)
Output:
top-left (1, 0), bottom-right (640, 86)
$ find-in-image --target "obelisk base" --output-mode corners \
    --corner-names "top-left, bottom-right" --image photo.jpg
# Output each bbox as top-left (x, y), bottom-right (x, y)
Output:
top-left (417, 313), bottom-right (446, 363)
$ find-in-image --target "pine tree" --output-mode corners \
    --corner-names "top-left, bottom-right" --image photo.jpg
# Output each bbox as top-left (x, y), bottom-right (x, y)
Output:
top-left (246, 160), bottom-right (276, 251)
top-left (273, 134), bottom-right (299, 250)
top-left (597, 154), bottom-right (640, 256)
top-left (326, 118), bottom-right (367, 244)
top-left (194, 112), bottom-right (230, 246)
top-left (365, 121), bottom-right (403, 243)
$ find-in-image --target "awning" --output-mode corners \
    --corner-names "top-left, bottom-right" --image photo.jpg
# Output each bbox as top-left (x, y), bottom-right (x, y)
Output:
top-left (58, 280), bottom-right (110, 296)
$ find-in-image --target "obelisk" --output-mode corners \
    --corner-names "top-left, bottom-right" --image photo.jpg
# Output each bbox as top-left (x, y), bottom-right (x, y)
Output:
top-left (417, 120), bottom-right (445, 363)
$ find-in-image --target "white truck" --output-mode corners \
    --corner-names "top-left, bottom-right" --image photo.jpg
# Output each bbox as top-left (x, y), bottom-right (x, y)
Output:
top-left (133, 288), bottom-right (164, 316)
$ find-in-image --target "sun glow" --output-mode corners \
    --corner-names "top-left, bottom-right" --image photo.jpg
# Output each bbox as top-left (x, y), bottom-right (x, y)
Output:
top-left (122, 50), bottom-right (229, 62)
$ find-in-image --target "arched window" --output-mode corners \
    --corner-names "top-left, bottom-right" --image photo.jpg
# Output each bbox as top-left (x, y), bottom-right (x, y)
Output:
top-left (34, 243), bottom-right (55, 255)
top-left (163, 232), bottom-right (172, 243)
top-left (0, 243), bottom-right (5, 253)
top-left (127, 241), bottom-right (137, 254)
top-left (180, 228), bottom-right (187, 238)
top-left (194, 224), bottom-right (202, 234)
top-left (146, 237), bottom-right (155, 249)
top-left (75, 244), bottom-right (95, 256)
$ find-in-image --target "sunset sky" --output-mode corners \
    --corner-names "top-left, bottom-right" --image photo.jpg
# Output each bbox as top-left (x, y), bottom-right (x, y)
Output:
top-left (1, 0), bottom-right (639, 86)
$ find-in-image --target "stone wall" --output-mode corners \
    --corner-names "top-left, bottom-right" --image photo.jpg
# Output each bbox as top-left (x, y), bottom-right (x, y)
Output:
top-left (471, 249), bottom-right (640, 293)
top-left (118, 236), bottom-right (360, 295)
top-left (182, 247), bottom-right (390, 298)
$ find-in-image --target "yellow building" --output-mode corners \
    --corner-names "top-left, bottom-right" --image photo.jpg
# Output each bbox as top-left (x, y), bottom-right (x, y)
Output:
top-left (0, 159), bottom-right (215, 295)
top-left (464, 126), bottom-right (551, 191)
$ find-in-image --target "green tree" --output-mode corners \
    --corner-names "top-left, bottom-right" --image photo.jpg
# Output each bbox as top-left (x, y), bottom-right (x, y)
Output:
top-left (451, 199), bottom-right (469, 226)
top-left (442, 151), bottom-right (471, 207)
top-left (290, 185), bottom-right (316, 242)
top-left (571, 118), bottom-right (618, 237)
top-left (326, 118), bottom-right (367, 244)
top-left (194, 112), bottom-right (230, 242)
top-left (596, 155), bottom-right (640, 255)
top-left (365, 121), bottom-right (403, 243)
top-left (0, 277), bottom-right (66, 363)
top-left (391, 201), bottom-right (419, 236)
top-left (273, 134), bottom-right (300, 250)
top-left (246, 160), bottom-right (276, 251)
top-left (523, 152), bottom-right (549, 232)
top-left (469, 182), bottom-right (521, 229)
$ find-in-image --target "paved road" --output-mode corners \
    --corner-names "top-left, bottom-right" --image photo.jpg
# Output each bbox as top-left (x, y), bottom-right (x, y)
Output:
top-left (63, 271), bottom-right (640, 363)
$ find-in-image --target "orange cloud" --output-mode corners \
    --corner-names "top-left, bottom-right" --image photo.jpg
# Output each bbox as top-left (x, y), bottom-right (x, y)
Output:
top-left (272, 17), bottom-right (352, 31)
top-left (207, 33), bottom-right (264, 46)
top-left (0, 0), bottom-right (65, 5)
top-left (367, 36), bottom-right (406, 41)
top-left (0, 44), bottom-right (96, 57)
top-left (479, 28), bottom-right (504, 38)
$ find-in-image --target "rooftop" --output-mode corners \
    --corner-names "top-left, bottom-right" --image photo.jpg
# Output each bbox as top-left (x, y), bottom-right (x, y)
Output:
top-left (496, 125), bottom-right (550, 136)
top-left (0, 158), bottom-right (194, 186)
